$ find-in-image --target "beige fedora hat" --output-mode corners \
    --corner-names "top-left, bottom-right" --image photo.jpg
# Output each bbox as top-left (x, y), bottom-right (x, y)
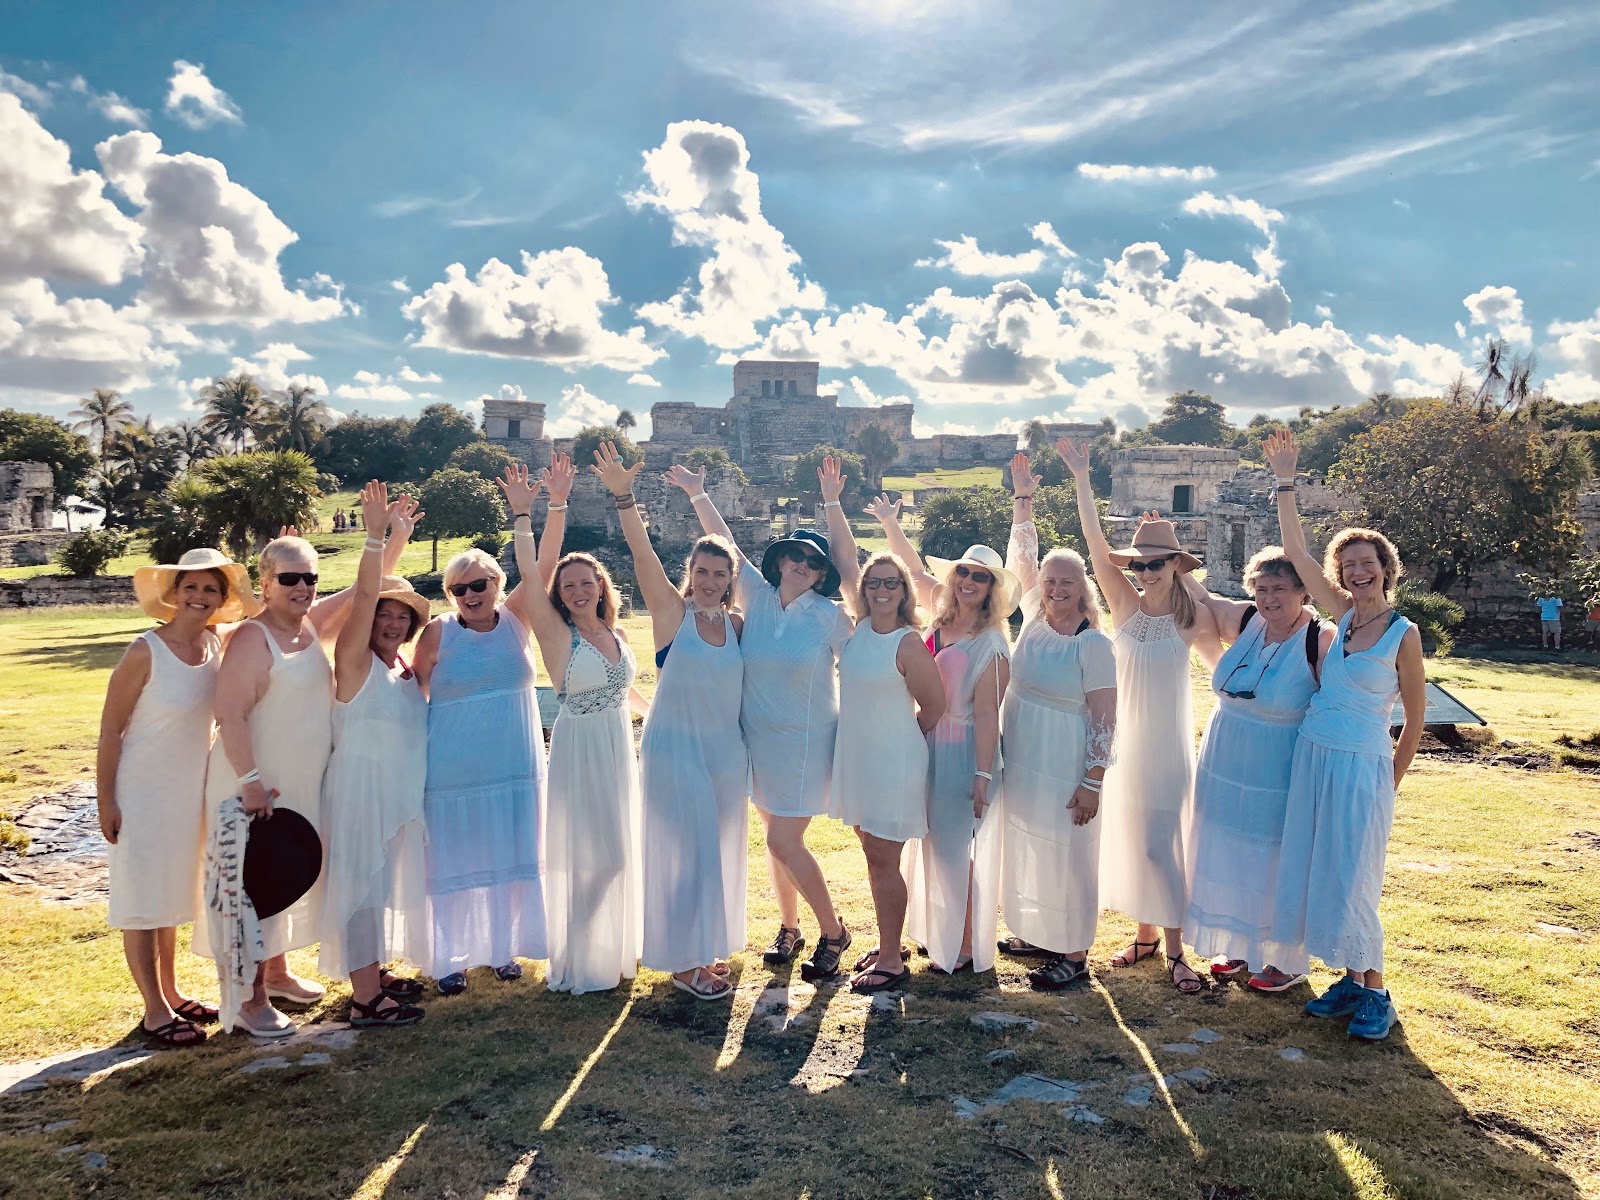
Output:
top-left (133, 548), bottom-right (260, 625)
top-left (1107, 519), bottom-right (1202, 572)
top-left (926, 544), bottom-right (1022, 618)
top-left (375, 575), bottom-right (432, 634)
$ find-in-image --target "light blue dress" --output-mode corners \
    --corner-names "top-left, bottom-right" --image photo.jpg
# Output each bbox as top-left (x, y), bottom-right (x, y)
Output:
top-left (1185, 615), bottom-right (1318, 974)
top-left (639, 609), bottom-right (748, 973)
top-left (423, 609), bottom-right (547, 977)
top-left (1272, 610), bottom-right (1414, 974)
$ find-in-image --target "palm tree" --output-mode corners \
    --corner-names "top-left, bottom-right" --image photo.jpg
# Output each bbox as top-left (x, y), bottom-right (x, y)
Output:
top-left (853, 422), bottom-right (901, 493)
top-left (616, 409), bottom-right (638, 434)
top-left (262, 383), bottom-right (330, 454)
top-left (1021, 418), bottom-right (1050, 455)
top-left (200, 374), bottom-right (268, 453)
top-left (69, 388), bottom-right (135, 457)
top-left (170, 420), bottom-right (223, 471)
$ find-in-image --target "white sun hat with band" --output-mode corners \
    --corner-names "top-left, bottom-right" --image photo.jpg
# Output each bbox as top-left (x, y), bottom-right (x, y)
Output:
top-left (925, 544), bottom-right (1022, 618)
top-left (1106, 518), bottom-right (1202, 573)
top-left (133, 547), bottom-right (260, 625)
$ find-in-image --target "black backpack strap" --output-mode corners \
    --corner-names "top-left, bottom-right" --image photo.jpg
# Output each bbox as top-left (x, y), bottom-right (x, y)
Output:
top-left (1238, 605), bottom-right (1257, 638)
top-left (1305, 616), bottom-right (1322, 678)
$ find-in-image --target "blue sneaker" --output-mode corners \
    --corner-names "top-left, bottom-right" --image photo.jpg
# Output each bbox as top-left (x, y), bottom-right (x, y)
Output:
top-left (437, 972), bottom-right (468, 996)
top-left (1347, 988), bottom-right (1398, 1041)
top-left (1304, 974), bottom-right (1363, 1019)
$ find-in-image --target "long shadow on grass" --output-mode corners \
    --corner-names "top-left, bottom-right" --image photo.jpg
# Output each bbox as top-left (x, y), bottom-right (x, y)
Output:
top-left (10, 639), bottom-right (132, 672)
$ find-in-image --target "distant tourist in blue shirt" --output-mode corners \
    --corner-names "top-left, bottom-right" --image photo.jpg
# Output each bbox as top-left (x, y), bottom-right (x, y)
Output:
top-left (1536, 595), bottom-right (1563, 651)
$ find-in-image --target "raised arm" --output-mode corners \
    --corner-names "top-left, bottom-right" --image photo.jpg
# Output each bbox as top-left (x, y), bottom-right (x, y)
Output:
top-left (594, 441), bottom-right (682, 649)
top-left (1057, 438), bottom-right (1139, 620)
top-left (95, 639), bottom-right (152, 845)
top-left (308, 497), bottom-right (419, 636)
top-left (537, 451), bottom-right (575, 588)
top-left (332, 481), bottom-right (392, 703)
top-left (667, 462), bottom-right (743, 554)
top-left (1006, 453), bottom-right (1042, 614)
top-left (497, 464), bottom-right (569, 660)
top-left (818, 455), bottom-right (862, 611)
top-left (867, 493), bottom-right (939, 611)
top-left (1264, 430), bottom-right (1349, 619)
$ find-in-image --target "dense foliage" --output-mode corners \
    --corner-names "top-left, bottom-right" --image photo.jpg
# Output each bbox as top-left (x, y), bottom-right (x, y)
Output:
top-left (55, 528), bottom-right (129, 577)
top-left (681, 446), bottom-right (748, 485)
top-left (791, 445), bottom-right (869, 501)
top-left (571, 426), bottom-right (642, 470)
top-left (0, 409), bottom-right (96, 497)
top-left (918, 484), bottom-right (1097, 563)
top-left (414, 467), bottom-right (507, 571)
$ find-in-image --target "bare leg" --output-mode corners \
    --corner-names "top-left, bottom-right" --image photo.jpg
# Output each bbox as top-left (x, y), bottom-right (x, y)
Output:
top-left (350, 962), bottom-right (397, 1013)
top-left (761, 813), bottom-right (842, 938)
top-left (1165, 926), bottom-right (1201, 992)
top-left (1112, 922), bottom-right (1162, 967)
top-left (958, 860), bottom-right (975, 962)
top-left (260, 952), bottom-right (318, 991)
top-left (123, 929), bottom-right (177, 1030)
top-left (1358, 968), bottom-right (1385, 990)
top-left (764, 842), bottom-right (801, 929)
top-left (854, 832), bottom-right (907, 981)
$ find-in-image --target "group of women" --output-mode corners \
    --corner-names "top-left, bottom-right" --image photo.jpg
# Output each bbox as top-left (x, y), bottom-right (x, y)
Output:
top-left (96, 428), bottom-right (1425, 1050)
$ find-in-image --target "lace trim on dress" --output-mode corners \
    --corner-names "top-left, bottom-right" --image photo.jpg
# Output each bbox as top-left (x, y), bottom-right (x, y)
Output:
top-left (561, 626), bottom-right (630, 715)
top-left (1085, 702), bottom-right (1116, 771)
top-left (1122, 608), bottom-right (1176, 642)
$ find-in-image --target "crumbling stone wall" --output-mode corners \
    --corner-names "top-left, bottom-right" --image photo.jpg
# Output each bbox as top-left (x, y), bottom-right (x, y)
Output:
top-left (0, 462), bottom-right (53, 533)
top-left (1109, 446), bottom-right (1239, 520)
top-left (483, 397), bottom-right (554, 467)
top-left (1203, 468), bottom-right (1352, 597)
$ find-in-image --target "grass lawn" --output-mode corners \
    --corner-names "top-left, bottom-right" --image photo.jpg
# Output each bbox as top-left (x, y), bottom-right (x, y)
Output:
top-left (1, 608), bottom-right (1598, 1198)
top-left (883, 465), bottom-right (1005, 494)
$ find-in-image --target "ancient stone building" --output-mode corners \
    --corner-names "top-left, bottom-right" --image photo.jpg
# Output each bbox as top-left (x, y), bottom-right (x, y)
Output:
top-left (1203, 468), bottom-right (1353, 597)
top-left (0, 462), bottom-right (63, 568)
top-left (1106, 445), bottom-right (1241, 556)
top-left (482, 395), bottom-right (554, 466)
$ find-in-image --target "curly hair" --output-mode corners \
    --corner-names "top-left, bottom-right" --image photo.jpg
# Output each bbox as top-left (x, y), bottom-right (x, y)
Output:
top-left (550, 552), bottom-right (622, 627)
top-left (1242, 546), bottom-right (1307, 595)
top-left (855, 551), bottom-right (921, 629)
top-left (1324, 528), bottom-right (1403, 598)
top-left (679, 535), bottom-right (738, 609)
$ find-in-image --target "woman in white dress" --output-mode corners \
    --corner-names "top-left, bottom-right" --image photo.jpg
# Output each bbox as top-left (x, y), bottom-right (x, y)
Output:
top-left (997, 453), bottom-right (1117, 991)
top-left (1264, 431), bottom-right (1427, 1041)
top-left (1179, 545), bottom-right (1332, 993)
top-left (1059, 439), bottom-right (1221, 995)
top-left (504, 461), bottom-right (644, 995)
top-left (97, 548), bottom-right (257, 1047)
top-left (319, 481), bottom-right (431, 1027)
top-left (670, 459), bottom-right (857, 982)
top-left (827, 550), bottom-right (947, 992)
top-left (869, 500), bottom-right (1015, 975)
top-left (595, 443), bottom-right (747, 1002)
top-left (411, 453), bottom-right (572, 996)
top-left (202, 511), bottom-right (419, 1036)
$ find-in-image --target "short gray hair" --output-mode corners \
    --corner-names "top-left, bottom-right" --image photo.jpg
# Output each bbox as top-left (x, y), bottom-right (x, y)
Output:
top-left (259, 536), bottom-right (317, 577)
top-left (443, 548), bottom-right (506, 597)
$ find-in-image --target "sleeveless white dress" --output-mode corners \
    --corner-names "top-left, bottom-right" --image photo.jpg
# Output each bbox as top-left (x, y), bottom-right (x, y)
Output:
top-left (108, 630), bottom-right (220, 930)
top-left (424, 609), bottom-right (546, 976)
top-left (639, 609), bottom-right (748, 974)
top-left (319, 654), bottom-right (430, 977)
top-left (831, 623), bottom-right (930, 843)
top-left (903, 627), bottom-right (1008, 974)
top-left (1185, 615), bottom-right (1317, 974)
top-left (998, 582), bottom-right (1117, 954)
top-left (1273, 611), bottom-right (1414, 974)
top-left (196, 621), bottom-right (333, 961)
top-left (1098, 609), bottom-right (1195, 930)
top-left (545, 627), bottom-right (642, 994)
top-left (734, 569), bottom-right (853, 818)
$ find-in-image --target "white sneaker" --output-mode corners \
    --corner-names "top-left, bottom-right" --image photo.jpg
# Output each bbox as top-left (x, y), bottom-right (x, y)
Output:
top-left (235, 1004), bottom-right (295, 1039)
top-left (265, 975), bottom-right (327, 1004)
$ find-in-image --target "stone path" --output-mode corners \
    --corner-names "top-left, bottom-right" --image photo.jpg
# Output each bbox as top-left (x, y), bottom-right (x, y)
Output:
top-left (0, 781), bottom-right (108, 906)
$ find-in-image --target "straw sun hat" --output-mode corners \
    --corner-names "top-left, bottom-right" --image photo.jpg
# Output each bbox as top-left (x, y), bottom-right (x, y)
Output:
top-left (133, 548), bottom-right (259, 625)
top-left (1106, 518), bottom-right (1203, 573)
top-left (925, 544), bottom-right (1022, 618)
top-left (374, 575), bottom-right (432, 631)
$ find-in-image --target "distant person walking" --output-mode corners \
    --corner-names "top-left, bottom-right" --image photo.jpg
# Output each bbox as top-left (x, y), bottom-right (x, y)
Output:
top-left (1537, 594), bottom-right (1563, 650)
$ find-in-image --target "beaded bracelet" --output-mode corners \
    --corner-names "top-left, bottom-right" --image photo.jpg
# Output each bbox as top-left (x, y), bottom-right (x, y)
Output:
top-left (612, 493), bottom-right (638, 510)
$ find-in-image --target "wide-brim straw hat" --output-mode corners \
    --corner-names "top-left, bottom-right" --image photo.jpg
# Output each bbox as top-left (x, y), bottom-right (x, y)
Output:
top-left (1106, 518), bottom-right (1203, 572)
top-left (133, 548), bottom-right (259, 625)
top-left (760, 529), bottom-right (842, 596)
top-left (926, 544), bottom-right (1021, 618)
top-left (375, 575), bottom-right (432, 631)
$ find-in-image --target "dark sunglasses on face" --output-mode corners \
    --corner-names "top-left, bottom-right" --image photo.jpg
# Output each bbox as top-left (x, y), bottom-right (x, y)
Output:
top-left (953, 564), bottom-right (993, 585)
top-left (864, 577), bottom-right (904, 591)
top-left (1127, 556), bottom-right (1175, 573)
top-left (274, 571), bottom-right (318, 587)
top-left (783, 547), bottom-right (828, 571)
top-left (449, 578), bottom-right (492, 597)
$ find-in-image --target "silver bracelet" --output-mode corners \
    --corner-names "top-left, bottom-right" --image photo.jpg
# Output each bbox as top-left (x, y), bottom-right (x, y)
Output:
top-left (547, 502), bottom-right (568, 512)
top-left (691, 493), bottom-right (712, 504)
top-left (974, 769), bottom-right (993, 782)
top-left (237, 768), bottom-right (261, 787)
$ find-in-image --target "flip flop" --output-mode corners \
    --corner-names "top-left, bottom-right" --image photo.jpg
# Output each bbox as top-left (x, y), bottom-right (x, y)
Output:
top-left (853, 945), bottom-right (911, 972)
top-left (173, 999), bottom-right (219, 1024)
top-left (351, 996), bottom-right (425, 1028)
top-left (142, 1017), bottom-right (206, 1049)
top-left (850, 965), bottom-right (911, 993)
top-left (997, 936), bottom-right (1049, 957)
top-left (931, 956), bottom-right (974, 975)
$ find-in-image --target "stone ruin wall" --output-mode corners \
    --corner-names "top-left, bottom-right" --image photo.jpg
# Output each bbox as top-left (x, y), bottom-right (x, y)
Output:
top-left (482, 398), bottom-right (554, 468)
top-left (0, 461), bottom-right (62, 568)
top-left (1203, 468), bottom-right (1353, 597)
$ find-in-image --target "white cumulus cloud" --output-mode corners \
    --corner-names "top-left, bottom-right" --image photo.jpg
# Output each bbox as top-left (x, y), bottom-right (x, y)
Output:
top-left (546, 383), bottom-right (621, 438)
top-left (163, 60), bottom-right (243, 130)
top-left (1545, 307), bottom-right (1600, 401)
top-left (0, 278), bottom-right (179, 403)
top-left (1462, 284), bottom-right (1531, 344)
top-left (1078, 163), bottom-right (1217, 183)
top-left (917, 235), bottom-right (1046, 277)
top-left (1030, 221), bottom-right (1075, 257)
top-left (627, 372), bottom-right (662, 387)
top-left (1181, 191), bottom-right (1284, 236)
top-left (397, 364), bottom-right (442, 383)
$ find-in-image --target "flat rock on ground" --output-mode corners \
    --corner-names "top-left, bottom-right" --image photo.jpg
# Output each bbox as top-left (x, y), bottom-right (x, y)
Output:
top-left (0, 782), bottom-right (108, 906)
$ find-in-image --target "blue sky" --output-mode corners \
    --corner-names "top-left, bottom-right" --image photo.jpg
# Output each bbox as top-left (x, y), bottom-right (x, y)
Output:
top-left (3, 0), bottom-right (1598, 441)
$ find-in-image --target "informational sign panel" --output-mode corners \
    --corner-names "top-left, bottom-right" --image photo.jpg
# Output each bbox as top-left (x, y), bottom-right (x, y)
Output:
top-left (1390, 682), bottom-right (1486, 727)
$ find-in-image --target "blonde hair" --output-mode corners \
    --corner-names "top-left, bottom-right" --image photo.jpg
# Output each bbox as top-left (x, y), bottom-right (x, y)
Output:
top-left (680, 535), bottom-right (738, 609)
top-left (1243, 546), bottom-right (1307, 595)
top-left (550, 553), bottom-right (622, 627)
top-left (1039, 547), bottom-right (1104, 631)
top-left (1131, 554), bottom-right (1198, 631)
top-left (932, 564), bottom-right (1008, 638)
top-left (259, 535), bottom-right (316, 578)
top-left (1325, 528), bottom-right (1404, 599)
top-left (855, 552), bottom-right (921, 629)
top-left (443, 548), bottom-right (506, 599)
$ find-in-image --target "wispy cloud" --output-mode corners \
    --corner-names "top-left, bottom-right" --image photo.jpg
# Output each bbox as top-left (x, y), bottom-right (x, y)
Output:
top-left (1275, 116), bottom-right (1506, 191)
top-left (372, 185), bottom-right (481, 219)
top-left (1078, 163), bottom-right (1217, 183)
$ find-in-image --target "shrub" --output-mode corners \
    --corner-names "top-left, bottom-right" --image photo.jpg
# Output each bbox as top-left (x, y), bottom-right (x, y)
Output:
top-left (55, 528), bottom-right (129, 577)
top-left (1395, 581), bottom-right (1465, 657)
top-left (471, 531), bottom-right (506, 557)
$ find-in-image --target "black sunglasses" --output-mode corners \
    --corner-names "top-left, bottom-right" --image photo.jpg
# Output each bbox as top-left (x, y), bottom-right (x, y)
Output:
top-left (274, 571), bottom-right (318, 587)
top-left (864, 577), bottom-right (904, 591)
top-left (449, 578), bottom-right (492, 597)
top-left (782, 547), bottom-right (828, 571)
top-left (954, 564), bottom-right (994, 584)
top-left (1127, 556), bottom-right (1176, 573)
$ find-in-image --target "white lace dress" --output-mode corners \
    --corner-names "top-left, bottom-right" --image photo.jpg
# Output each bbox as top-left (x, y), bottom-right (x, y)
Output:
top-left (999, 521), bottom-right (1117, 954)
top-left (1098, 608), bottom-right (1195, 930)
top-left (544, 626), bottom-right (642, 994)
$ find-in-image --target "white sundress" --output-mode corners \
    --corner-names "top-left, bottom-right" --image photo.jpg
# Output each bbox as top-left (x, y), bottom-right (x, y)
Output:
top-left (1272, 610), bottom-right (1414, 974)
top-left (735, 568), bottom-right (853, 818)
top-left (831, 623), bottom-right (930, 843)
top-left (424, 609), bottom-right (547, 977)
top-left (1098, 608), bottom-right (1195, 931)
top-left (999, 520), bottom-right (1117, 955)
top-left (545, 626), bottom-right (642, 994)
top-left (1184, 615), bottom-right (1318, 975)
top-left (903, 627), bottom-right (1008, 974)
top-left (639, 609), bottom-right (749, 975)
top-left (318, 654), bottom-right (430, 978)
top-left (108, 630), bottom-right (220, 930)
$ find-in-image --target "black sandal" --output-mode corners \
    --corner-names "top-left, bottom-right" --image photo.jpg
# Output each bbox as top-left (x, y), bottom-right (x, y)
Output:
top-left (762, 925), bottom-right (806, 965)
top-left (850, 964), bottom-right (910, 993)
top-left (173, 998), bottom-right (219, 1024)
top-left (800, 921), bottom-right (852, 982)
top-left (931, 956), bottom-right (974, 975)
top-left (1168, 954), bottom-right (1203, 995)
top-left (1027, 955), bottom-right (1091, 991)
top-left (997, 936), bottom-right (1049, 957)
top-left (143, 1017), bottom-right (206, 1048)
top-left (380, 972), bottom-right (425, 1001)
top-left (1111, 938), bottom-right (1160, 968)
top-left (853, 945), bottom-right (910, 972)
top-left (351, 996), bottom-right (425, 1027)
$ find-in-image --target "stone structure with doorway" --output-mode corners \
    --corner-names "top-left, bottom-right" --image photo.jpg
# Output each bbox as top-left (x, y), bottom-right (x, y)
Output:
top-left (0, 462), bottom-right (65, 568)
top-left (482, 396), bottom-right (554, 467)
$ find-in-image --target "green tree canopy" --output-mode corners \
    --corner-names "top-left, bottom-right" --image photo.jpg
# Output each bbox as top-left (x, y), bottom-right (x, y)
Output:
top-left (259, 384), bottom-right (330, 455)
top-left (411, 403), bottom-right (482, 476)
top-left (917, 484), bottom-right (1096, 564)
top-left (852, 423), bottom-right (901, 493)
top-left (145, 476), bottom-right (225, 565)
top-left (195, 450), bottom-right (322, 558)
top-left (1147, 390), bottom-right (1237, 447)
top-left (1294, 395), bottom-right (1411, 475)
top-left (572, 425), bottom-right (642, 470)
top-left (416, 467), bottom-right (507, 571)
top-left (317, 413), bottom-right (414, 484)
top-left (446, 440), bottom-right (521, 482)
top-left (616, 409), bottom-right (638, 433)
top-left (681, 445), bottom-right (748, 484)
top-left (0, 409), bottom-right (96, 496)
top-left (791, 444), bottom-right (868, 502)
top-left (200, 374), bottom-right (269, 453)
